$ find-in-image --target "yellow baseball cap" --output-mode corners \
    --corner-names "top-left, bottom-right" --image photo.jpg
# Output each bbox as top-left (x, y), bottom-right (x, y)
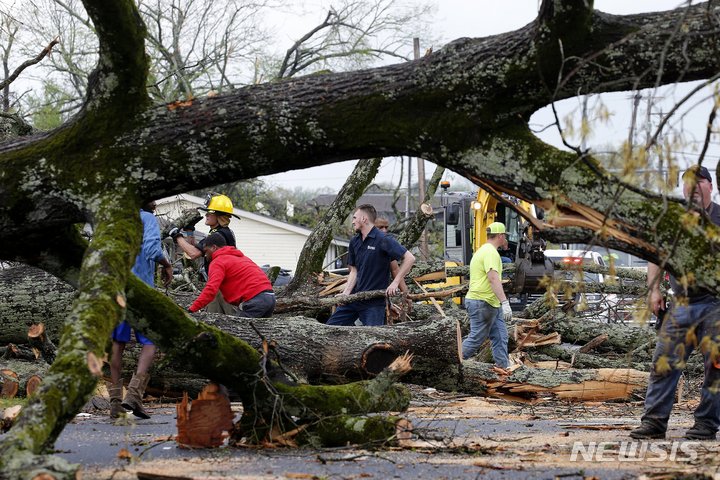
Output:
top-left (487, 222), bottom-right (506, 234)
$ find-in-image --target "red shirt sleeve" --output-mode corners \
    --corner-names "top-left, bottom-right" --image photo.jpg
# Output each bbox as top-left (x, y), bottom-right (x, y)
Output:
top-left (189, 259), bottom-right (226, 312)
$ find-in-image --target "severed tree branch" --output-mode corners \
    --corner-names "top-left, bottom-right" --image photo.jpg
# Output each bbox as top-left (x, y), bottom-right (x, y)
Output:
top-left (0, 37), bottom-right (59, 91)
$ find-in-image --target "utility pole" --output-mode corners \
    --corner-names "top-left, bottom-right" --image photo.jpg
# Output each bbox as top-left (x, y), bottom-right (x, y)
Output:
top-left (414, 37), bottom-right (429, 259)
top-left (405, 156), bottom-right (411, 218)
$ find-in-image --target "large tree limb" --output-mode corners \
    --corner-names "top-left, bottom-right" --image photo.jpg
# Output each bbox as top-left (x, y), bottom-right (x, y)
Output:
top-left (0, 198), bottom-right (141, 478)
top-left (2, 4), bottom-right (719, 275)
top-left (80, 0), bottom-right (149, 110)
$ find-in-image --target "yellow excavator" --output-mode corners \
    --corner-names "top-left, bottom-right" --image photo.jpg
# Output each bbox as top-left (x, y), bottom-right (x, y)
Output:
top-left (439, 181), bottom-right (553, 308)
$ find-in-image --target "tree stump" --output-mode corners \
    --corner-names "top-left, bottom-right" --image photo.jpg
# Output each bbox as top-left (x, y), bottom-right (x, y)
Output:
top-left (176, 383), bottom-right (234, 448)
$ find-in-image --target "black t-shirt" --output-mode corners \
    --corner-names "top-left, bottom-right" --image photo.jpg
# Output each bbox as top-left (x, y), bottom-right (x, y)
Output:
top-left (668, 201), bottom-right (720, 302)
top-left (198, 226), bottom-right (236, 273)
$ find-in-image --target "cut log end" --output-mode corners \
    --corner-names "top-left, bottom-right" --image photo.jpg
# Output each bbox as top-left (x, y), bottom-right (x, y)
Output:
top-left (27, 323), bottom-right (46, 339)
top-left (25, 375), bottom-right (42, 397)
top-left (361, 343), bottom-right (398, 375)
top-left (176, 383), bottom-right (234, 448)
top-left (1, 369), bottom-right (19, 398)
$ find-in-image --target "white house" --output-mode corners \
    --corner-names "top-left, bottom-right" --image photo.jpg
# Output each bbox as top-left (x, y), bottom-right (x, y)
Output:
top-left (155, 194), bottom-right (349, 273)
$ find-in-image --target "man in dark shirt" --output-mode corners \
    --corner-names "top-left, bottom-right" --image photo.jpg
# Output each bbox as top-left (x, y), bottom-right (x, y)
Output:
top-left (327, 205), bottom-right (415, 326)
top-left (631, 165), bottom-right (720, 440)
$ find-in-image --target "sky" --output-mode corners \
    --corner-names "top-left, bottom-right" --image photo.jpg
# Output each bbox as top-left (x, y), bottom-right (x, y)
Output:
top-left (259, 0), bottom-right (713, 197)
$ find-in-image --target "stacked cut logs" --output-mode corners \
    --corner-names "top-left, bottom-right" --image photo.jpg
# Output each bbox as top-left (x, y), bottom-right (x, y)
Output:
top-left (1, 321), bottom-right (54, 400)
top-left (0, 266), bottom-right (63, 400)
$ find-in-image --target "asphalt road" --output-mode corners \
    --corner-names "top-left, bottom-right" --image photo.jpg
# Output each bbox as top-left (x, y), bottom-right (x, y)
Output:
top-left (44, 400), bottom-right (711, 480)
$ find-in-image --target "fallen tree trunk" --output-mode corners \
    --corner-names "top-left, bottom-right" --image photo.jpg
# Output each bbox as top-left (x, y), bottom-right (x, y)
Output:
top-left (532, 345), bottom-right (651, 371)
top-left (538, 310), bottom-right (657, 356)
top-left (197, 313), bottom-right (461, 383)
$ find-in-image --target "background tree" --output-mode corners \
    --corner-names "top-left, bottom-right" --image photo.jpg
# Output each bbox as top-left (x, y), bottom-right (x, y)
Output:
top-left (15, 0), bottom-right (97, 119)
top-left (139, 0), bottom-right (275, 102)
top-left (0, 7), bottom-right (59, 138)
top-left (275, 0), bottom-right (436, 79)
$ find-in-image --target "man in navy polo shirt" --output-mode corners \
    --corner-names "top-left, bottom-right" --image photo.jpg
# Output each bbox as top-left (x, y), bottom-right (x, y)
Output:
top-left (327, 204), bottom-right (415, 326)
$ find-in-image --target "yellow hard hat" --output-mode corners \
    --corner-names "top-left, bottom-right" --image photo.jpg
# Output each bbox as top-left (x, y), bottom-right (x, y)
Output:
top-left (201, 193), bottom-right (238, 218)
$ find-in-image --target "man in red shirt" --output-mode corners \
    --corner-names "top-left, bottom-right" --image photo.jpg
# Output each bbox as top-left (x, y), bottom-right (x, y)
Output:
top-left (188, 233), bottom-right (275, 317)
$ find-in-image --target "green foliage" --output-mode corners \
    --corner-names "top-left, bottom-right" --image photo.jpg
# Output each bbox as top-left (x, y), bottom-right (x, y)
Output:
top-left (27, 82), bottom-right (74, 131)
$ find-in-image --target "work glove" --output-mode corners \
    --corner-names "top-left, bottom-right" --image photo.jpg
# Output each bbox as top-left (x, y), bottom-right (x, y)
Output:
top-left (168, 227), bottom-right (181, 240)
top-left (501, 300), bottom-right (513, 322)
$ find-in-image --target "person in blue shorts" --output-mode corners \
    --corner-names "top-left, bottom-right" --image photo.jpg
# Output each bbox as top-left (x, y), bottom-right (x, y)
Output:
top-left (109, 201), bottom-right (173, 419)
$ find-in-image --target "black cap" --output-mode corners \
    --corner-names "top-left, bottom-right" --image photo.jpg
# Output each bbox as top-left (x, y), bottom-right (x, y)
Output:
top-left (682, 165), bottom-right (712, 183)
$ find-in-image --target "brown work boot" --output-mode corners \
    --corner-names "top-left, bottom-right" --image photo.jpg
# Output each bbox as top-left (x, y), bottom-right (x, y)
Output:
top-left (121, 373), bottom-right (151, 419)
top-left (107, 380), bottom-right (125, 419)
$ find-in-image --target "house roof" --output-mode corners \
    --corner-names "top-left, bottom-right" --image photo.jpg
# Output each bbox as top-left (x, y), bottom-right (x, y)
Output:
top-left (157, 194), bottom-right (349, 247)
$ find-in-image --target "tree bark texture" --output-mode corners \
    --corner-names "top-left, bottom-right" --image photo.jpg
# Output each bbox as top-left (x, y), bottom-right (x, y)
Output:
top-left (198, 314), bottom-right (461, 383)
top-left (3, 1), bottom-right (720, 478)
top-left (0, 266), bottom-right (73, 344)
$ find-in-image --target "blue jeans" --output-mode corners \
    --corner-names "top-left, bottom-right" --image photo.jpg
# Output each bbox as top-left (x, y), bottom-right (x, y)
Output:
top-left (490, 309), bottom-right (509, 368)
top-left (462, 299), bottom-right (501, 360)
top-left (642, 298), bottom-right (720, 431)
top-left (327, 303), bottom-right (385, 326)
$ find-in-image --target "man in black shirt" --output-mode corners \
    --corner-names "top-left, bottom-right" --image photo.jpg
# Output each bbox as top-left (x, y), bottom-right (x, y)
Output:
top-left (631, 166), bottom-right (720, 440)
